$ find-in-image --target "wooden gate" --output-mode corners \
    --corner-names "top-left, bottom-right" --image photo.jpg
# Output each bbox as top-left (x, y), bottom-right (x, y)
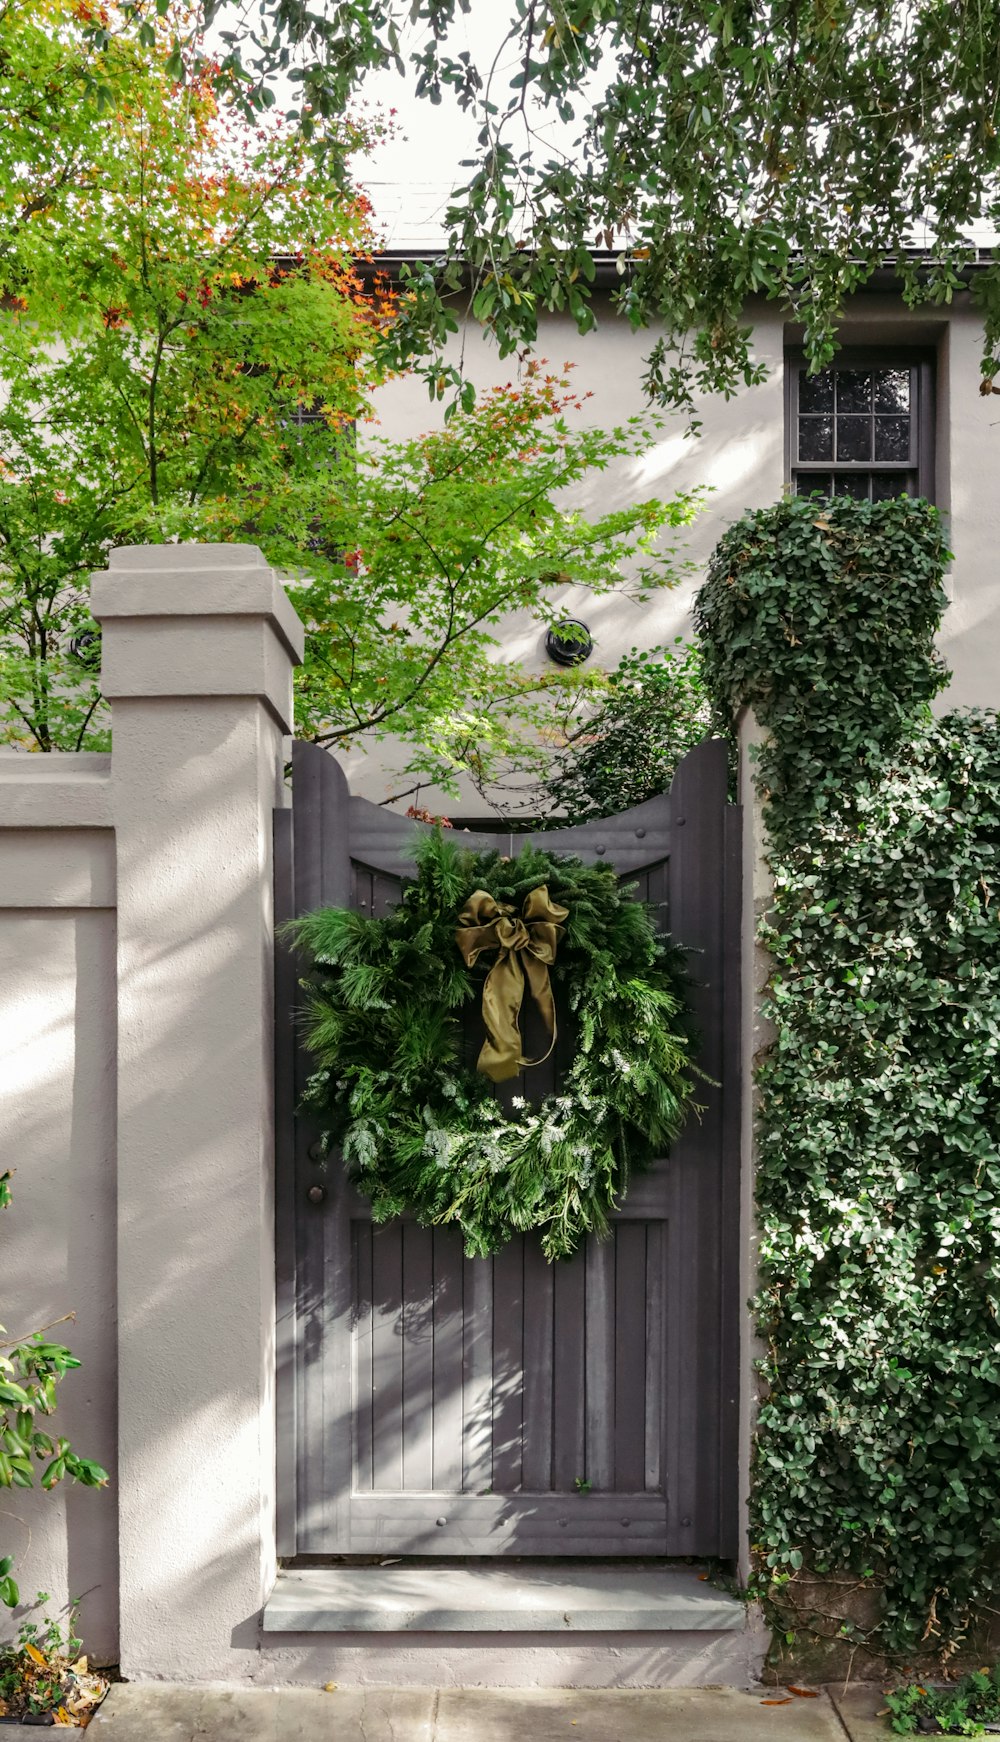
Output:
top-left (275, 739), bottom-right (741, 1559)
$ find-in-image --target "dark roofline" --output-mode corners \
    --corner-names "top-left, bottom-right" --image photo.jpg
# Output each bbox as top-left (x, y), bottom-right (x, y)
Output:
top-left (359, 245), bottom-right (996, 295)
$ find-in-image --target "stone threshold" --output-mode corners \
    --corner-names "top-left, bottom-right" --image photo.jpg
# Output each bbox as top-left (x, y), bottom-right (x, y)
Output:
top-left (263, 1563), bottom-right (746, 1633)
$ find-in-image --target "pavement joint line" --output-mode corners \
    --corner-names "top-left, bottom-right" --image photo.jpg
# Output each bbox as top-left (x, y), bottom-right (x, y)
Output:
top-left (826, 1685), bottom-right (859, 1742)
top-left (430, 1686), bottom-right (441, 1742)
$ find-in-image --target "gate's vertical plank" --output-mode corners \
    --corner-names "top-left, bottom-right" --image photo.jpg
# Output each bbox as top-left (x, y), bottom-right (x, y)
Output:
top-left (551, 1252), bottom-right (586, 1492)
top-left (521, 1241), bottom-right (554, 1490)
top-left (353, 865), bottom-right (374, 917)
top-left (431, 1229), bottom-right (464, 1491)
top-left (462, 1255), bottom-right (495, 1493)
top-left (352, 1220), bottom-right (374, 1493)
top-left (614, 1222), bottom-right (648, 1491)
top-left (401, 1224), bottom-right (435, 1492)
top-left (372, 871), bottom-right (398, 917)
top-left (646, 857), bottom-right (669, 924)
top-left (644, 1220), bottom-right (666, 1494)
top-left (584, 1237), bottom-right (615, 1490)
top-left (291, 743), bottom-right (353, 1548)
top-left (718, 800), bottom-right (744, 1557)
top-left (491, 1241), bottom-right (525, 1492)
top-left (370, 1224), bottom-right (404, 1491)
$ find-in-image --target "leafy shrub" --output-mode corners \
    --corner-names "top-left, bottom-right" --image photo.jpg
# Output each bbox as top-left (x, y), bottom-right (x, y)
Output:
top-left (886, 1662), bottom-right (1000, 1734)
top-left (695, 496), bottom-right (1000, 1658)
top-left (542, 640), bottom-right (710, 823)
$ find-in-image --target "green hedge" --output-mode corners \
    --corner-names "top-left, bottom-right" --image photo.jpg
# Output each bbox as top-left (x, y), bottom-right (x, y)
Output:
top-left (696, 494), bottom-right (1000, 1657)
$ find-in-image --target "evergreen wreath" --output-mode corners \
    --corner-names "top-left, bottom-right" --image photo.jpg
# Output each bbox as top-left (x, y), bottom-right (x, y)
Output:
top-left (289, 831), bottom-right (701, 1261)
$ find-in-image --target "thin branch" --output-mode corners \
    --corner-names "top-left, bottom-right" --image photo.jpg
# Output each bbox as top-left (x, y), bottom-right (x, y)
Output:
top-left (0, 1313), bottom-right (75, 1351)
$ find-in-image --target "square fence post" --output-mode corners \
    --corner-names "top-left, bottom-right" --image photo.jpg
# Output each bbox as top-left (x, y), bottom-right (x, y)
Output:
top-left (92, 544), bottom-right (303, 1680)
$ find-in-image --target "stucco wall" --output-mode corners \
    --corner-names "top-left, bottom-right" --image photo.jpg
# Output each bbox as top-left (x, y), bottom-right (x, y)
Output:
top-left (350, 289), bottom-right (998, 807)
top-left (0, 764), bottom-right (119, 1662)
top-left (0, 547), bottom-right (304, 1679)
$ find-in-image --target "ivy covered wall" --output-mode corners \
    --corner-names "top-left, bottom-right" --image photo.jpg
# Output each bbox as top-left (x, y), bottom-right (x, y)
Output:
top-left (696, 495), bottom-right (1000, 1662)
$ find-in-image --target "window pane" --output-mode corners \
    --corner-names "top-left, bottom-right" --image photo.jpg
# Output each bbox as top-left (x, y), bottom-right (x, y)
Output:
top-left (836, 371), bottom-right (872, 413)
top-left (799, 369), bottom-right (834, 413)
top-left (795, 474), bottom-right (832, 497)
top-left (871, 472), bottom-right (915, 501)
top-left (874, 416), bottom-right (910, 461)
top-left (874, 369), bottom-right (910, 412)
top-left (833, 474), bottom-right (870, 499)
top-left (798, 416), bottom-right (833, 460)
top-left (837, 417), bottom-right (872, 461)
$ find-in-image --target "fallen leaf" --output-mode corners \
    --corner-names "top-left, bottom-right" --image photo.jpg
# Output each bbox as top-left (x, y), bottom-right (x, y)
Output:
top-left (23, 1642), bottom-right (47, 1667)
top-left (323, 1682), bottom-right (338, 1692)
top-left (760, 1697), bottom-right (793, 1705)
top-left (71, 1656), bottom-right (88, 1675)
top-left (788, 1686), bottom-right (820, 1698)
top-left (698, 1572), bottom-right (709, 1581)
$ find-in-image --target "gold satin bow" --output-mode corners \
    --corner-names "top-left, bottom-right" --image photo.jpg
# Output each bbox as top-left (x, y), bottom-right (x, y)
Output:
top-left (455, 885), bottom-right (569, 1083)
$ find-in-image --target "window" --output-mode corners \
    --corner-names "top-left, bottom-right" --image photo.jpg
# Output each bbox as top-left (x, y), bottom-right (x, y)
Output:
top-left (786, 349), bottom-right (934, 501)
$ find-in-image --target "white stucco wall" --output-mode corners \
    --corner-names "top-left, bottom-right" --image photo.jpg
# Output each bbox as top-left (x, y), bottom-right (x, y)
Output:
top-left (0, 549), bottom-right (305, 1680)
top-left (0, 769), bottom-right (119, 1663)
top-left (348, 287), bottom-right (998, 807)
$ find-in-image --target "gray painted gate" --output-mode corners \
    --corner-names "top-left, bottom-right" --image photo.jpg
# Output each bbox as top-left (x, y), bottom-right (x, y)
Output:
top-left (275, 739), bottom-right (741, 1560)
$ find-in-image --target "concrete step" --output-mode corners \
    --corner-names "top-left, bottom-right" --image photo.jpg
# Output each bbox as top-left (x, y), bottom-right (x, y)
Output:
top-left (263, 1562), bottom-right (745, 1633)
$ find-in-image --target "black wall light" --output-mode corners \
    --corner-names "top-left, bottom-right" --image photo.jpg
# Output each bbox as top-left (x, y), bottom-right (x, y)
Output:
top-left (545, 619), bottom-right (594, 666)
top-left (69, 629), bottom-right (102, 670)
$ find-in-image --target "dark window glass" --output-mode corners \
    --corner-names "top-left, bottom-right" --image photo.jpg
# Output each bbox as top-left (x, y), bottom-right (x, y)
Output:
top-left (874, 369), bottom-right (909, 412)
top-left (795, 474), bottom-right (833, 497)
top-left (833, 474), bottom-right (870, 500)
top-left (836, 371), bottom-right (872, 413)
top-left (799, 369), bottom-right (834, 412)
top-left (837, 416), bottom-right (872, 461)
top-left (798, 415), bottom-right (833, 461)
top-left (874, 416), bottom-right (910, 461)
top-left (871, 472), bottom-right (912, 501)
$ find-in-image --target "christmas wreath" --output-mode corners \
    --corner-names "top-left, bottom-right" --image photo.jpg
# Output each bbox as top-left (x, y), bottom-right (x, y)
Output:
top-left (290, 831), bottom-right (701, 1261)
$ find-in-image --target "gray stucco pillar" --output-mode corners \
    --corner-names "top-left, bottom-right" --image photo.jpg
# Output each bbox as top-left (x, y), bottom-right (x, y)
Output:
top-left (92, 545), bottom-right (304, 1680)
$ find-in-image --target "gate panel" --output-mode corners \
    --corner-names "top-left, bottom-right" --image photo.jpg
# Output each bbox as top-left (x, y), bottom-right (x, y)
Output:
top-left (276, 739), bottom-right (741, 1558)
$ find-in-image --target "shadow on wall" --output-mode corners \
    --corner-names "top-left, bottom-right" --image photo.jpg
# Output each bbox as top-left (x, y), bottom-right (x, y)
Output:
top-left (0, 904), bottom-right (118, 1662)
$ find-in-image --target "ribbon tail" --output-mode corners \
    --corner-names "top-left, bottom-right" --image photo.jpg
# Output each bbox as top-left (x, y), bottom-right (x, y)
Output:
top-left (477, 951), bottom-right (527, 1083)
top-left (520, 952), bottom-right (558, 1069)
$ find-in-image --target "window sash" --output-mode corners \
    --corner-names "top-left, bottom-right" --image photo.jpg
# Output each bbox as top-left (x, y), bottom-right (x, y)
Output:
top-left (785, 347), bottom-right (935, 501)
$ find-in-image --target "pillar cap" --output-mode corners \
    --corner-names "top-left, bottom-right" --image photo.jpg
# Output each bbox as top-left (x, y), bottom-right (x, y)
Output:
top-left (91, 543), bottom-right (305, 664)
top-left (91, 544), bottom-right (305, 732)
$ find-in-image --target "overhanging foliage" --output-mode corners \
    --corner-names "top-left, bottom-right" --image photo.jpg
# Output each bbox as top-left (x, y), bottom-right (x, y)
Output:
top-left (160, 1), bottom-right (1000, 416)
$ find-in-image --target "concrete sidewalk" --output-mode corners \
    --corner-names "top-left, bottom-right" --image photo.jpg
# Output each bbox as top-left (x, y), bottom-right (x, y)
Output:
top-left (86, 1682), bottom-right (890, 1740)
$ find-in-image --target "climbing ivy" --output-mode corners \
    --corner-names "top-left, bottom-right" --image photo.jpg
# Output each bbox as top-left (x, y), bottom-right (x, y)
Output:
top-left (696, 495), bottom-right (1000, 1660)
